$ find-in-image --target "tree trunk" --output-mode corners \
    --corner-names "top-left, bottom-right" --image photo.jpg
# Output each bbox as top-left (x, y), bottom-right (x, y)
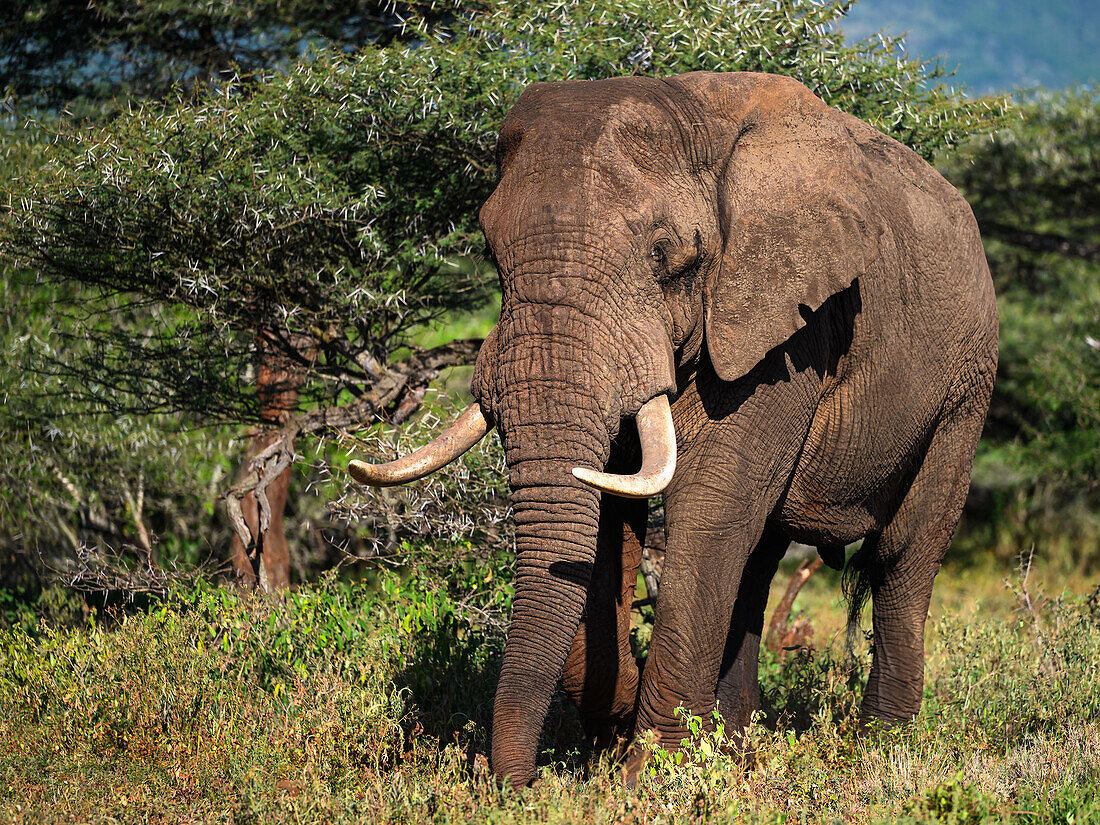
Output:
top-left (230, 341), bottom-right (303, 590)
top-left (230, 431), bottom-right (294, 590)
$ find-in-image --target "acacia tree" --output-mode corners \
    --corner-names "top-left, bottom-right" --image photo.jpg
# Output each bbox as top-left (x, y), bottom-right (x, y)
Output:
top-left (3, 0), bottom-right (1009, 588)
top-left (941, 88), bottom-right (1100, 560)
top-left (1, 0), bottom-right (462, 114)
top-left (3, 0), bottom-right (479, 592)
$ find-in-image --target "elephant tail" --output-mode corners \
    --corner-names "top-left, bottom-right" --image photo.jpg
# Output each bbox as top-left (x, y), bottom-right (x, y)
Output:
top-left (841, 541), bottom-right (875, 657)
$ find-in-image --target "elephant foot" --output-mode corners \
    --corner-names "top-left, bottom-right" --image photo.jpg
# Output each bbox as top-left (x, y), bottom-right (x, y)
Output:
top-left (619, 743), bottom-right (650, 788)
top-left (718, 720), bottom-right (759, 768)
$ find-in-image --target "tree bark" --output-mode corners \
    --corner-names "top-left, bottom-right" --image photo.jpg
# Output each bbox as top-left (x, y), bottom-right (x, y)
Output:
top-left (230, 341), bottom-right (304, 590)
top-left (230, 431), bottom-right (294, 590)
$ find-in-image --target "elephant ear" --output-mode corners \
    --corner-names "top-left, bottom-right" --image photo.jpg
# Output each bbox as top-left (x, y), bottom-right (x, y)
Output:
top-left (685, 73), bottom-right (878, 382)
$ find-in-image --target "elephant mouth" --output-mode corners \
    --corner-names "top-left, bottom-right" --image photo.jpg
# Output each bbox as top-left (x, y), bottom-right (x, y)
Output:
top-left (348, 393), bottom-right (677, 498)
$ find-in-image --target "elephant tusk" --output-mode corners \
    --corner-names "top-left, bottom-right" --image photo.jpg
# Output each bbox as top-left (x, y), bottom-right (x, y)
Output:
top-left (348, 403), bottom-right (491, 487)
top-left (572, 394), bottom-right (676, 499)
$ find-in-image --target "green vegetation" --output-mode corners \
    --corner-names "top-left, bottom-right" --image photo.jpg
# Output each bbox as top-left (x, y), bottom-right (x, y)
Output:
top-left (3, 559), bottom-right (1099, 822)
top-left (0, 132), bottom-right (239, 596)
top-left (941, 88), bottom-right (1100, 563)
top-left (2, 1), bottom-right (1099, 819)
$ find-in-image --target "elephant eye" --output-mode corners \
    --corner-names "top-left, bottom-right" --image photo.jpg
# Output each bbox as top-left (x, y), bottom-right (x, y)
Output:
top-left (650, 241), bottom-right (669, 270)
top-left (649, 230), bottom-right (704, 284)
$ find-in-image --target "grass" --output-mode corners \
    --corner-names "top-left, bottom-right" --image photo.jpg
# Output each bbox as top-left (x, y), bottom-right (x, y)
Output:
top-left (3, 552), bottom-right (1100, 823)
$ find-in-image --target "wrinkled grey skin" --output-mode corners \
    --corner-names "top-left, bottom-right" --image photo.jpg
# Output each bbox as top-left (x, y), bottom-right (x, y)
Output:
top-left (467, 72), bottom-right (998, 787)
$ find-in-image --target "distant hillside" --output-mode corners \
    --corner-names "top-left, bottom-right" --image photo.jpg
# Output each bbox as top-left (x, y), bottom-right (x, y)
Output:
top-left (842, 0), bottom-right (1099, 94)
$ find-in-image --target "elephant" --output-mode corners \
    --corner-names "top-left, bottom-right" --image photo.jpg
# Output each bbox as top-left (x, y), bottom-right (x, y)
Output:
top-left (348, 71), bottom-right (998, 788)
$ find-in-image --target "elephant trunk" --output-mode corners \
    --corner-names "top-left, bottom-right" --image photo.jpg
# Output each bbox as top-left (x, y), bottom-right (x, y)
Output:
top-left (488, 355), bottom-right (612, 786)
top-left (491, 474), bottom-right (602, 786)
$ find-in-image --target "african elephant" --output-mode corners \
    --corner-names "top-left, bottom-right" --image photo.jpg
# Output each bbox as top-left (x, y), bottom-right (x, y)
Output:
top-left (349, 71), bottom-right (998, 787)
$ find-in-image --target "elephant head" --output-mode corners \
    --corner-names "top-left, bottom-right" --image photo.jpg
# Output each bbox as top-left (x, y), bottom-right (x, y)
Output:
top-left (349, 72), bottom-right (874, 785)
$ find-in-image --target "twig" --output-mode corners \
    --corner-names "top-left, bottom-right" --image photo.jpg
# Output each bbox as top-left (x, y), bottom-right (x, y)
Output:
top-left (1007, 545), bottom-right (1059, 678)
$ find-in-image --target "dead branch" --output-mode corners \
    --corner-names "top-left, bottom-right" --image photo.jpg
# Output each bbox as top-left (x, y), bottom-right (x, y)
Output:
top-left (766, 556), bottom-right (823, 656)
top-left (122, 472), bottom-right (157, 567)
top-left (49, 459), bottom-right (129, 550)
top-left (292, 338), bottom-right (482, 436)
top-left (42, 542), bottom-right (224, 600)
top-left (1006, 545), bottom-right (1060, 678)
top-left (223, 337), bottom-right (483, 581)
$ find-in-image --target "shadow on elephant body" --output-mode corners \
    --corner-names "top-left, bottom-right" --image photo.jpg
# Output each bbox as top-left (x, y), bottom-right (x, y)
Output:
top-left (693, 280), bottom-right (861, 423)
top-left (547, 559), bottom-right (595, 588)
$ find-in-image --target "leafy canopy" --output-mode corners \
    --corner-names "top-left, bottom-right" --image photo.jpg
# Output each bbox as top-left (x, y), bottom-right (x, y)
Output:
top-left (3, 0), bottom-right (1011, 428)
top-left (1, 0), bottom-right (454, 113)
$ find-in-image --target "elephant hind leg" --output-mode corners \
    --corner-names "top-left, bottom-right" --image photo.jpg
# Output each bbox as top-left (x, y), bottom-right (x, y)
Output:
top-left (858, 398), bottom-right (990, 726)
top-left (560, 496), bottom-right (646, 753)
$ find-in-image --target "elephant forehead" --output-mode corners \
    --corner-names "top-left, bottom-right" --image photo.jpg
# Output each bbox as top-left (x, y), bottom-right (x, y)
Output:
top-left (501, 77), bottom-right (698, 169)
top-left (480, 159), bottom-right (656, 257)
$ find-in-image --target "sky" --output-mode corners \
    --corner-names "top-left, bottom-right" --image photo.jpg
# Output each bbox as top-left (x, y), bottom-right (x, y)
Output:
top-left (840, 0), bottom-right (1100, 94)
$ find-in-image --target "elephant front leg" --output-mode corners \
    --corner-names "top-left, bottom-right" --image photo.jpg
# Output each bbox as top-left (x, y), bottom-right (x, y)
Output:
top-left (561, 495), bottom-right (647, 753)
top-left (713, 526), bottom-right (788, 735)
top-left (630, 506), bottom-right (773, 772)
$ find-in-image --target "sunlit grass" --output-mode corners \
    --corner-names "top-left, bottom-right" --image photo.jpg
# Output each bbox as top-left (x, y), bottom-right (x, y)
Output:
top-left (2, 551), bottom-right (1098, 823)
